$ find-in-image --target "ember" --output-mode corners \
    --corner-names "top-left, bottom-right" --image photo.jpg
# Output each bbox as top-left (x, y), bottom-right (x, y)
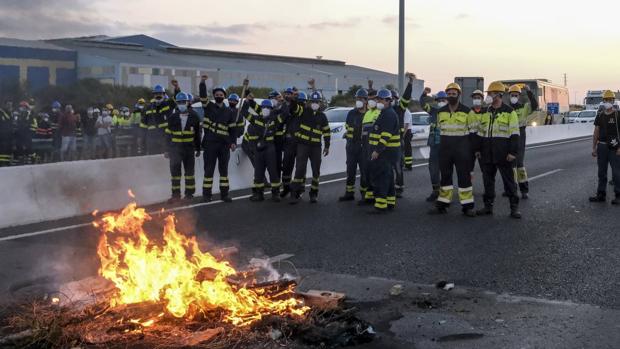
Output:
top-left (94, 201), bottom-right (309, 326)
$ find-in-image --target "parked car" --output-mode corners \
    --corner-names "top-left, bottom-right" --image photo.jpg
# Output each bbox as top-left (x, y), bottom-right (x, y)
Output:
top-left (568, 110), bottom-right (597, 124)
top-left (325, 107), bottom-right (351, 139)
top-left (565, 111), bottom-right (582, 124)
top-left (410, 111), bottom-right (431, 139)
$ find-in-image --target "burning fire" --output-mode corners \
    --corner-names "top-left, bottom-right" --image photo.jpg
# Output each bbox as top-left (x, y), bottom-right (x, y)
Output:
top-left (94, 202), bottom-right (308, 326)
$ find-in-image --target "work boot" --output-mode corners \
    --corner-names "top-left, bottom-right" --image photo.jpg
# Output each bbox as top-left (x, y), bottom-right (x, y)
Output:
top-left (309, 192), bottom-right (318, 204)
top-left (202, 194), bottom-right (212, 203)
top-left (249, 189), bottom-right (264, 202)
top-left (426, 186), bottom-right (440, 202)
top-left (521, 192), bottom-right (529, 200)
top-left (339, 192), bottom-right (355, 202)
top-left (184, 194), bottom-right (194, 200)
top-left (271, 189), bottom-right (281, 202)
top-left (463, 209), bottom-right (476, 218)
top-left (280, 186), bottom-right (291, 198)
top-left (428, 206), bottom-right (447, 215)
top-left (357, 198), bottom-right (373, 206)
top-left (289, 193), bottom-right (301, 205)
top-left (476, 204), bottom-right (493, 216)
top-left (221, 193), bottom-right (233, 203)
top-left (510, 206), bottom-right (522, 219)
top-left (612, 196), bottom-right (620, 205)
top-left (387, 204), bottom-right (395, 211)
top-left (589, 193), bottom-right (606, 202)
top-left (396, 188), bottom-right (404, 199)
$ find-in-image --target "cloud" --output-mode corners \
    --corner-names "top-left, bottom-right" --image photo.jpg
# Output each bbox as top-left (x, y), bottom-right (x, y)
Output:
top-left (381, 16), bottom-right (421, 28)
top-left (307, 17), bottom-right (361, 30)
top-left (454, 13), bottom-right (469, 20)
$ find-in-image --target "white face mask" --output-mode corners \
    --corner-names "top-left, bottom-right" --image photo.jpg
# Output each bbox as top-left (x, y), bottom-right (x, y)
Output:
top-left (178, 104), bottom-right (188, 113)
top-left (311, 103), bottom-right (320, 111)
top-left (376, 103), bottom-right (385, 110)
top-left (484, 96), bottom-right (493, 105)
top-left (391, 100), bottom-right (397, 107)
top-left (437, 101), bottom-right (447, 108)
top-left (368, 100), bottom-right (377, 109)
top-left (355, 100), bottom-right (365, 109)
top-left (270, 99), bottom-right (279, 108)
top-left (510, 97), bottom-right (519, 104)
top-left (262, 109), bottom-right (271, 117)
top-left (472, 99), bottom-right (482, 106)
top-left (603, 102), bottom-right (613, 110)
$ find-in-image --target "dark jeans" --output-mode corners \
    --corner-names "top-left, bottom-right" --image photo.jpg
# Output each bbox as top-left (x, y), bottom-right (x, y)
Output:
top-left (203, 141), bottom-right (230, 197)
top-left (481, 162), bottom-right (519, 208)
top-left (428, 144), bottom-right (440, 187)
top-left (596, 143), bottom-right (620, 196)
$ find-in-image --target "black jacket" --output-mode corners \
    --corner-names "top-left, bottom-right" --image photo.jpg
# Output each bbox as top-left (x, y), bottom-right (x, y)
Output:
top-left (289, 101), bottom-right (331, 149)
top-left (165, 110), bottom-right (202, 151)
top-left (199, 82), bottom-right (236, 145)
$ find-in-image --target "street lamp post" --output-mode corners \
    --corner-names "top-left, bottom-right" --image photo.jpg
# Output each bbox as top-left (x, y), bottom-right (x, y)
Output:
top-left (398, 0), bottom-right (405, 93)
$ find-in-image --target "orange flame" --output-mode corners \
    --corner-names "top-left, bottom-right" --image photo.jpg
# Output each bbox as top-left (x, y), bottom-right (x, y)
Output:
top-left (94, 202), bottom-right (308, 326)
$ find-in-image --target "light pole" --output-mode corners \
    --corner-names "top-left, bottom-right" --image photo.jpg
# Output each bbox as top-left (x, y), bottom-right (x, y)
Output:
top-left (398, 0), bottom-right (405, 93)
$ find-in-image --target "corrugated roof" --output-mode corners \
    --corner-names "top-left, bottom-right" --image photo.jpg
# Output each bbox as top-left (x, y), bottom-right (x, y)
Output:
top-left (0, 37), bottom-right (72, 51)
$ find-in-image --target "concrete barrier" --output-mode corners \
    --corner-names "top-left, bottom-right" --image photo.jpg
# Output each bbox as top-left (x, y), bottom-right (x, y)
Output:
top-left (0, 123), bottom-right (593, 229)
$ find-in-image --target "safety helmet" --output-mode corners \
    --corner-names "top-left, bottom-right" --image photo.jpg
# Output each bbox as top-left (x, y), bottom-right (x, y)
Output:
top-left (51, 101), bottom-right (61, 109)
top-left (390, 90), bottom-right (400, 100)
top-left (19, 101), bottom-right (30, 108)
top-left (297, 91), bottom-right (308, 102)
top-left (603, 90), bottom-right (615, 99)
top-left (260, 99), bottom-right (274, 109)
top-left (228, 93), bottom-right (240, 102)
top-left (377, 89), bottom-right (392, 100)
top-left (120, 106), bottom-right (130, 113)
top-left (435, 91), bottom-right (448, 100)
top-left (355, 88), bottom-right (369, 99)
top-left (112, 109), bottom-right (119, 116)
top-left (93, 108), bottom-right (101, 114)
top-left (137, 98), bottom-right (146, 104)
top-left (268, 90), bottom-right (281, 99)
top-left (152, 85), bottom-right (165, 94)
top-left (445, 83), bottom-right (462, 94)
top-left (175, 92), bottom-right (189, 102)
top-left (187, 93), bottom-right (194, 102)
top-left (212, 87), bottom-right (227, 96)
top-left (105, 103), bottom-right (114, 110)
top-left (471, 90), bottom-right (484, 98)
top-left (487, 81), bottom-right (506, 93)
top-left (508, 84), bottom-right (522, 94)
top-left (310, 91), bottom-right (322, 102)
top-left (284, 87), bottom-right (295, 94)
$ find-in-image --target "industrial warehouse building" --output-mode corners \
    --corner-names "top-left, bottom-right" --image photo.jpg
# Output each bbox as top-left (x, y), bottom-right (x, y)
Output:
top-left (30, 34), bottom-right (422, 99)
top-left (0, 38), bottom-right (76, 91)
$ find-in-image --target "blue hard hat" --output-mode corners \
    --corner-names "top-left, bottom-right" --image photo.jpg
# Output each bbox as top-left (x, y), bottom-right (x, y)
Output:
top-left (175, 92), bottom-right (189, 102)
top-left (268, 90), bottom-right (281, 99)
top-left (212, 87), bottom-right (227, 96)
top-left (187, 93), bottom-right (194, 101)
top-left (152, 85), bottom-right (165, 94)
top-left (285, 87), bottom-right (295, 94)
top-left (435, 91), bottom-right (448, 100)
top-left (310, 91), bottom-right (322, 101)
top-left (377, 89), bottom-right (392, 100)
top-left (228, 93), bottom-right (240, 102)
top-left (51, 101), bottom-right (61, 109)
top-left (355, 89), bottom-right (369, 99)
top-left (261, 99), bottom-right (273, 109)
top-left (297, 91), bottom-right (308, 102)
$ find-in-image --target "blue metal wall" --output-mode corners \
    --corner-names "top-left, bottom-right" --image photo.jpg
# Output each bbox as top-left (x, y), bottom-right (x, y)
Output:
top-left (57, 68), bottom-right (76, 85)
top-left (27, 66), bottom-right (49, 91)
top-left (0, 44), bottom-right (77, 89)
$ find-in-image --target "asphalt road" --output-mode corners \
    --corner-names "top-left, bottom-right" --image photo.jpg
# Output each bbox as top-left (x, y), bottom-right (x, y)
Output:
top-left (1, 137), bottom-right (619, 313)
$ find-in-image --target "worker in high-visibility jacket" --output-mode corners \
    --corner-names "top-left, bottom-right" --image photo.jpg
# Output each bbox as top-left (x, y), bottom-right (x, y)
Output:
top-left (390, 72), bottom-right (414, 197)
top-left (368, 89), bottom-right (401, 213)
top-left (339, 88), bottom-right (368, 201)
top-left (164, 92), bottom-right (201, 203)
top-left (475, 82), bottom-right (522, 219)
top-left (141, 85), bottom-right (174, 155)
top-left (289, 91), bottom-right (331, 204)
top-left (358, 89), bottom-right (380, 205)
top-left (424, 91), bottom-right (448, 202)
top-left (429, 82), bottom-right (478, 217)
top-left (508, 84), bottom-right (538, 199)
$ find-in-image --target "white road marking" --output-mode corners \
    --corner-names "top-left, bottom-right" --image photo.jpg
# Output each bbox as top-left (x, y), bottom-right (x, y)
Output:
top-left (0, 139), bottom-right (579, 242)
top-left (529, 169), bottom-right (564, 181)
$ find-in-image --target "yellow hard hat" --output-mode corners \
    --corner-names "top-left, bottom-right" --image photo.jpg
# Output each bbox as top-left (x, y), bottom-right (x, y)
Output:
top-left (603, 90), bottom-right (615, 99)
top-left (445, 82), bottom-right (462, 93)
top-left (105, 103), bottom-right (114, 110)
top-left (112, 109), bottom-right (119, 116)
top-left (471, 90), bottom-right (484, 98)
top-left (508, 84), bottom-right (522, 94)
top-left (487, 81), bottom-right (506, 93)
top-left (137, 98), bottom-right (146, 104)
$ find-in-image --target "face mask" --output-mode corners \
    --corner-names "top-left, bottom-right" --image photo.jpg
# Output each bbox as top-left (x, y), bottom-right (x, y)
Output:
top-left (368, 100), bottom-right (377, 109)
top-left (510, 97), bottom-right (519, 104)
top-left (178, 104), bottom-right (188, 113)
top-left (472, 99), bottom-right (482, 106)
top-left (43, 117), bottom-right (49, 122)
top-left (484, 96), bottom-right (493, 105)
top-left (447, 96), bottom-right (458, 105)
top-left (376, 103), bottom-right (385, 110)
top-left (355, 100), bottom-right (365, 109)
top-left (138, 105), bottom-right (144, 110)
top-left (603, 102), bottom-right (613, 110)
top-left (52, 108), bottom-right (59, 113)
top-left (262, 109), bottom-right (271, 117)
top-left (437, 101), bottom-right (447, 108)
top-left (214, 97), bottom-right (225, 104)
top-left (311, 103), bottom-right (320, 111)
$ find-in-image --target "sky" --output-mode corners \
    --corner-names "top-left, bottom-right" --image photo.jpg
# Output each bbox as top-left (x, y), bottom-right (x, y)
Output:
top-left (1, 0), bottom-right (617, 103)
